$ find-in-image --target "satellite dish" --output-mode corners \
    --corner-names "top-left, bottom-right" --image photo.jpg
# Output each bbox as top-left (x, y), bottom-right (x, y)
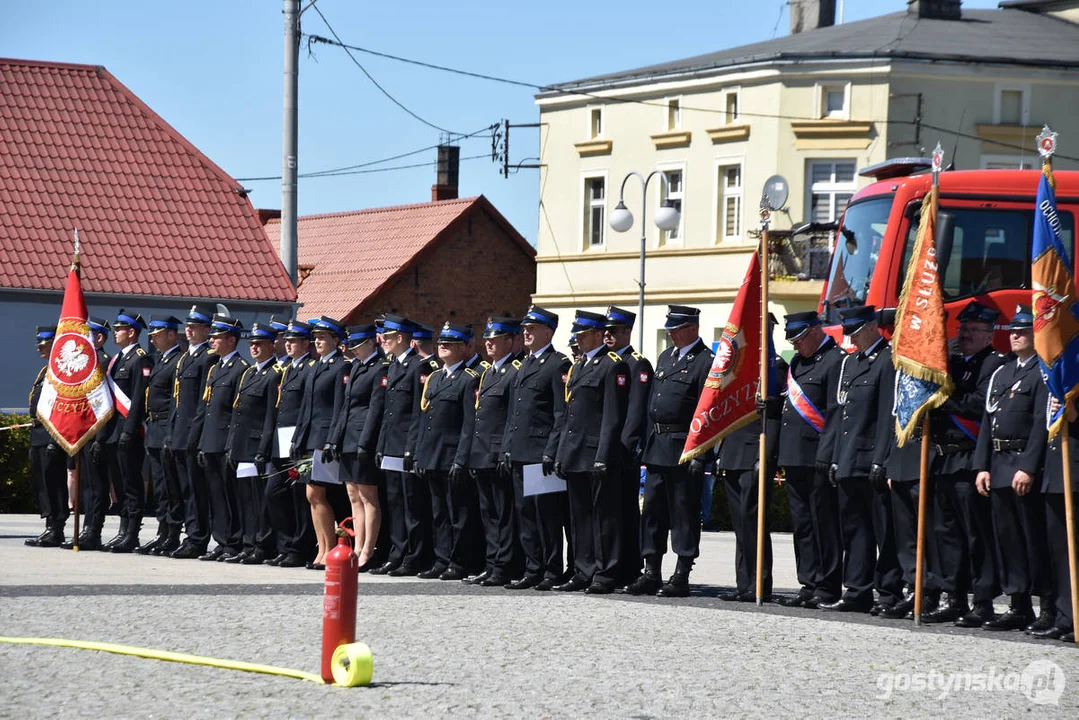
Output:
top-left (761, 175), bottom-right (789, 212)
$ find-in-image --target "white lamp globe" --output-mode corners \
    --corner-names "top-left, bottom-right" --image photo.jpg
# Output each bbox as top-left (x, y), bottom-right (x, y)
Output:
top-left (609, 202), bottom-right (634, 233)
top-left (654, 200), bottom-right (681, 231)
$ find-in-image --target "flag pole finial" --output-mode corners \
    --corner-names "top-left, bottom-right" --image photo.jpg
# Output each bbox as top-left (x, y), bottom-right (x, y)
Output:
top-left (71, 228), bottom-right (81, 272)
top-left (1037, 125), bottom-right (1058, 160)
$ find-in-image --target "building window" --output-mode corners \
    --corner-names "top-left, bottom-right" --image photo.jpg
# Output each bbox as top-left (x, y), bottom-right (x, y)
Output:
top-left (821, 85), bottom-right (847, 119)
top-left (667, 98), bottom-right (681, 130)
top-left (725, 92), bottom-right (739, 124)
top-left (807, 160), bottom-right (856, 223)
top-left (661, 169), bottom-right (684, 245)
top-left (993, 83), bottom-right (1030, 125)
top-left (590, 107), bottom-right (603, 139)
top-left (717, 163), bottom-right (743, 243)
top-left (981, 154), bottom-right (1034, 170)
top-left (584, 176), bottom-right (605, 248)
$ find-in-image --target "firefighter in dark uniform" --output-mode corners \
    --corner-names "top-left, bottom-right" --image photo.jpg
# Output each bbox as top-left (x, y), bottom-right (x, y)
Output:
top-left (775, 311), bottom-right (845, 608)
top-left (269, 315), bottom-right (290, 365)
top-left (194, 314), bottom-right (249, 561)
top-left (137, 315), bottom-right (184, 556)
top-left (501, 305), bottom-right (572, 590)
top-left (467, 317), bottom-right (523, 586)
top-left (1036, 396), bottom-right (1079, 641)
top-left (266, 319), bottom-right (316, 568)
top-left (603, 305), bottom-right (653, 586)
top-left (167, 304), bottom-right (219, 559)
top-left (415, 322), bottom-right (482, 580)
top-left (412, 323), bottom-right (437, 363)
top-left (821, 305), bottom-right (903, 613)
top-left (327, 325), bottom-right (387, 572)
top-left (103, 310), bottom-right (153, 553)
top-left (922, 301), bottom-right (1005, 625)
top-left (716, 315), bottom-right (785, 602)
top-left (552, 310), bottom-right (629, 594)
top-left (625, 305), bottom-right (712, 597)
top-left (291, 316), bottom-right (348, 569)
top-left (26, 326), bottom-right (67, 547)
top-left (373, 315), bottom-right (441, 576)
top-left (225, 322), bottom-right (280, 565)
top-left (973, 304), bottom-right (1053, 631)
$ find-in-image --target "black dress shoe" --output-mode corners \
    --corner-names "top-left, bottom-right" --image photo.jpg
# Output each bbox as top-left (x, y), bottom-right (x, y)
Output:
top-left (534, 577), bottom-right (557, 591)
top-left (225, 551), bottom-right (250, 564)
top-left (417, 565), bottom-right (447, 580)
top-left (1025, 609), bottom-right (1056, 634)
top-left (657, 576), bottom-right (690, 598)
top-left (922, 599), bottom-right (969, 624)
top-left (171, 543), bottom-right (203, 560)
top-left (881, 597), bottom-right (915, 619)
top-left (505, 575), bottom-right (542, 590)
top-left (217, 551), bottom-right (238, 562)
top-left (480, 573), bottom-right (508, 587)
top-left (777, 595), bottom-right (808, 608)
top-left (240, 550), bottom-right (266, 565)
top-left (1031, 624), bottom-right (1072, 640)
top-left (305, 561), bottom-right (326, 571)
top-left (24, 529), bottom-right (49, 547)
top-left (153, 536), bottom-right (182, 556)
top-left (356, 557), bottom-right (377, 573)
top-left (623, 574), bottom-right (661, 596)
top-left (369, 561), bottom-right (399, 575)
top-left (820, 597), bottom-right (872, 613)
top-left (983, 608), bottom-right (1034, 631)
top-left (388, 565), bottom-right (418, 577)
top-left (109, 534), bottom-right (140, 553)
top-left (277, 553), bottom-right (306, 568)
top-left (266, 553), bottom-right (286, 567)
top-left (464, 570), bottom-right (491, 585)
top-left (134, 535), bottom-right (166, 555)
top-left (585, 581), bottom-right (614, 595)
top-left (955, 602), bottom-right (996, 628)
top-left (719, 590), bottom-right (745, 601)
top-left (1061, 630), bottom-right (1075, 642)
top-left (439, 567), bottom-right (467, 581)
top-left (38, 528), bottom-right (65, 548)
top-left (198, 546), bottom-right (226, 562)
top-left (870, 602), bottom-right (889, 617)
top-left (553, 576), bottom-right (589, 592)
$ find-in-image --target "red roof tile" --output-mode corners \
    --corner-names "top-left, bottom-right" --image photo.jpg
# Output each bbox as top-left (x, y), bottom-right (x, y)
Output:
top-left (263, 196), bottom-right (534, 320)
top-left (0, 58), bottom-right (296, 302)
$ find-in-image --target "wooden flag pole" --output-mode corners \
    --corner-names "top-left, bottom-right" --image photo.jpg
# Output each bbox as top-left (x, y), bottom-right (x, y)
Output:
top-left (913, 416), bottom-right (930, 625)
top-left (1061, 419), bottom-right (1079, 646)
top-left (756, 230), bottom-right (770, 606)
top-left (72, 455), bottom-right (81, 552)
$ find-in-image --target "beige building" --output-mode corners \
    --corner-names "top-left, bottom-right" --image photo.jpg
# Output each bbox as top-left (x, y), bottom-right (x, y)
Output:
top-left (532, 0), bottom-right (1079, 358)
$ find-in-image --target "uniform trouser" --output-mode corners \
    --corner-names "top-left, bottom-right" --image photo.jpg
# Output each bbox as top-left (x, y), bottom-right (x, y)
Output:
top-left (83, 445), bottom-right (111, 533)
top-left (427, 470), bottom-right (483, 572)
top-left (1045, 493), bottom-right (1077, 625)
top-left (29, 444), bottom-right (68, 523)
top-left (565, 469), bottom-right (622, 587)
top-left (935, 470), bottom-right (998, 603)
top-left (616, 452), bottom-right (642, 581)
top-left (266, 459), bottom-right (312, 556)
top-left (203, 452), bottom-right (241, 552)
top-left (177, 448), bottom-right (210, 548)
top-left (641, 463), bottom-right (703, 564)
top-left (401, 470), bottom-right (433, 570)
top-left (890, 477), bottom-right (943, 594)
top-left (147, 447), bottom-right (184, 535)
top-left (236, 471), bottom-right (274, 555)
top-left (512, 462), bottom-right (566, 580)
top-left (473, 468), bottom-right (519, 576)
top-left (990, 486), bottom-right (1053, 606)
top-left (106, 439), bottom-right (145, 521)
top-left (382, 470), bottom-right (409, 565)
top-left (784, 466), bottom-right (828, 597)
top-left (838, 477), bottom-right (904, 604)
top-left (722, 467), bottom-right (773, 595)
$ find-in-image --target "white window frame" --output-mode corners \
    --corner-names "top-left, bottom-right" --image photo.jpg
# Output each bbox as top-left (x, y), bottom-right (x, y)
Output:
top-left (805, 159), bottom-right (857, 225)
top-left (817, 82), bottom-right (850, 120)
top-left (724, 88), bottom-right (740, 125)
top-left (713, 156), bottom-right (745, 244)
top-left (580, 171), bottom-right (608, 251)
top-left (665, 96), bottom-right (682, 131)
top-left (657, 162), bottom-right (686, 247)
top-left (980, 153), bottom-right (1035, 170)
top-left (587, 105), bottom-right (604, 139)
top-left (993, 82), bottom-right (1031, 126)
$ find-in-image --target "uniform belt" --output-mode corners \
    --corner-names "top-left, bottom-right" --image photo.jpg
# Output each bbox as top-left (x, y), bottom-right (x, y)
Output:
top-left (992, 438), bottom-right (1025, 452)
top-left (934, 440), bottom-right (975, 455)
top-left (653, 423), bottom-right (683, 435)
top-left (147, 411), bottom-right (171, 422)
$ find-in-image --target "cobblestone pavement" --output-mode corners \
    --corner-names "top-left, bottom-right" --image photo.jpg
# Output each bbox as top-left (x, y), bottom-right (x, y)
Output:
top-left (2, 515), bottom-right (1077, 718)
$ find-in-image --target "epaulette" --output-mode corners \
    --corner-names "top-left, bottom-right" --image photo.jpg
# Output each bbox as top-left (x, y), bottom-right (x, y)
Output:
top-left (511, 359), bottom-right (522, 370)
top-left (382, 357), bottom-right (392, 366)
top-left (480, 360), bottom-right (492, 369)
top-left (271, 364), bottom-right (283, 374)
top-left (307, 359), bottom-right (316, 366)
top-left (385, 352), bottom-right (395, 362)
top-left (465, 367), bottom-right (480, 378)
top-left (607, 351), bottom-right (621, 363)
top-left (427, 359), bottom-right (441, 369)
top-left (136, 347), bottom-right (147, 356)
top-left (631, 351), bottom-right (643, 361)
top-left (239, 357), bottom-right (251, 366)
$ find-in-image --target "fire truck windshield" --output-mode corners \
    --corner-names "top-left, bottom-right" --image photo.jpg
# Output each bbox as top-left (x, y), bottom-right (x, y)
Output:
top-left (823, 197), bottom-right (892, 322)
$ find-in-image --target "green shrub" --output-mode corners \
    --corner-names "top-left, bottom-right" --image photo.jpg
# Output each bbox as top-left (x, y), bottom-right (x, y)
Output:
top-left (707, 470), bottom-right (793, 533)
top-left (0, 413), bottom-right (35, 514)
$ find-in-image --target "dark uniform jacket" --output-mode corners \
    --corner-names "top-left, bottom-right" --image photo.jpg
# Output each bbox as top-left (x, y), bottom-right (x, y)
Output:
top-left (226, 360), bottom-right (280, 461)
top-left (144, 345), bottom-right (182, 450)
top-left (171, 343), bottom-right (218, 451)
top-left (469, 355), bottom-right (521, 469)
top-left (329, 351), bottom-right (388, 455)
top-left (377, 349), bottom-right (442, 459)
top-left (415, 362), bottom-right (480, 471)
top-left (106, 344), bottom-right (153, 443)
top-left (973, 356), bottom-right (1048, 488)
top-left (831, 338), bottom-right (894, 479)
top-left (294, 351), bottom-right (347, 453)
top-left (617, 346), bottom-right (654, 456)
top-left (503, 345), bottom-right (571, 464)
top-left (641, 338), bottom-right (713, 468)
top-left (778, 337), bottom-right (844, 469)
top-left (1043, 419), bottom-right (1079, 494)
top-left (718, 357), bottom-right (787, 471)
top-left (930, 346), bottom-right (1008, 476)
top-left (194, 351), bottom-right (249, 454)
top-left (29, 366), bottom-right (51, 448)
top-left (556, 350), bottom-right (629, 473)
top-left (275, 354), bottom-right (314, 429)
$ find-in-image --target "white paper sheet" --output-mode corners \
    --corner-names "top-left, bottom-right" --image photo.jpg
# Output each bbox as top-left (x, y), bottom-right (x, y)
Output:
top-left (522, 463), bottom-right (567, 496)
top-left (380, 455), bottom-right (405, 472)
top-left (235, 462), bottom-right (259, 478)
top-left (275, 426), bottom-right (296, 458)
top-left (312, 449), bottom-right (342, 484)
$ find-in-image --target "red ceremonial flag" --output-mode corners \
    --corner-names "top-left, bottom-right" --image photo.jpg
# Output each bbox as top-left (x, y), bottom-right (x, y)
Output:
top-left (680, 253), bottom-right (764, 462)
top-left (36, 254), bottom-right (114, 455)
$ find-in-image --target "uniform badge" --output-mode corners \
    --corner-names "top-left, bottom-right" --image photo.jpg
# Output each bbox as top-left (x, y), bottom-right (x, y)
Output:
top-left (343, 376), bottom-right (349, 385)
top-left (420, 374), bottom-right (429, 384)
top-left (381, 377), bottom-right (388, 387)
top-left (962, 371), bottom-right (972, 381)
top-left (142, 367), bottom-right (151, 377)
top-left (656, 371), bottom-right (664, 378)
top-left (617, 375), bottom-right (627, 386)
top-left (561, 372), bottom-right (568, 385)
top-left (639, 372), bottom-right (649, 384)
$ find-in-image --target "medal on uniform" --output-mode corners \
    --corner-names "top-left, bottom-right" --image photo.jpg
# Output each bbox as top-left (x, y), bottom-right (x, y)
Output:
top-left (1009, 380), bottom-right (1020, 398)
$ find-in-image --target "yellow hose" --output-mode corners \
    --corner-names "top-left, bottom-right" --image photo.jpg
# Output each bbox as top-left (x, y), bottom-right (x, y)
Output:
top-left (0, 636), bottom-right (325, 685)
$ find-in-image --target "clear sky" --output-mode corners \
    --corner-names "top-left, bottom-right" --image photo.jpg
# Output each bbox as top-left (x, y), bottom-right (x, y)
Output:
top-left (7, 0), bottom-right (1002, 245)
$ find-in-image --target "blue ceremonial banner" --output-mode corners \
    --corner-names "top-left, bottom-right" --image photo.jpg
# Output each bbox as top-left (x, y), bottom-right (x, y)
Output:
top-left (1032, 168), bottom-right (1079, 437)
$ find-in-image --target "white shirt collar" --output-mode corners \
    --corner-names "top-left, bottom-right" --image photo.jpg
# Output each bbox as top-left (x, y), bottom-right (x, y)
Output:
top-left (530, 343), bottom-right (552, 358)
top-left (190, 341), bottom-right (208, 353)
top-left (219, 349), bottom-right (238, 365)
top-left (164, 344), bottom-right (181, 358)
top-left (616, 345), bottom-right (632, 356)
top-left (397, 347), bottom-right (414, 364)
top-left (493, 352), bottom-right (513, 369)
top-left (320, 349), bottom-right (339, 364)
top-left (120, 343), bottom-right (137, 357)
top-left (584, 345), bottom-right (604, 360)
top-left (256, 358), bottom-right (273, 371)
top-left (291, 352), bottom-right (309, 367)
top-left (862, 336), bottom-right (886, 358)
top-left (1017, 354), bottom-right (1036, 369)
top-left (444, 360), bottom-right (464, 375)
top-left (677, 343), bottom-right (694, 360)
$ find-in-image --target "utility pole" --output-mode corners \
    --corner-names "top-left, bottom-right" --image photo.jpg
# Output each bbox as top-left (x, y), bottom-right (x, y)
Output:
top-left (281, 0), bottom-right (299, 287)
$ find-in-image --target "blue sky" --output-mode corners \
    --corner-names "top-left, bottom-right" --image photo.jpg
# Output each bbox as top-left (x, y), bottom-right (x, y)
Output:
top-left (7, 0), bottom-right (1001, 245)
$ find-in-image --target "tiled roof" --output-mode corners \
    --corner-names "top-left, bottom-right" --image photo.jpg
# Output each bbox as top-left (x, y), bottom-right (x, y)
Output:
top-left (263, 196), bottom-right (534, 320)
top-left (0, 58), bottom-right (296, 302)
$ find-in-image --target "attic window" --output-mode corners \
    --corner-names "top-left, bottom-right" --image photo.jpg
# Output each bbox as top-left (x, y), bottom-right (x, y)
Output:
top-left (667, 98), bottom-right (681, 130)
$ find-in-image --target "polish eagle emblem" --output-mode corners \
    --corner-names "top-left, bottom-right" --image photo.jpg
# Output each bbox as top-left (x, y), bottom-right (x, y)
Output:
top-left (55, 338), bottom-right (90, 377)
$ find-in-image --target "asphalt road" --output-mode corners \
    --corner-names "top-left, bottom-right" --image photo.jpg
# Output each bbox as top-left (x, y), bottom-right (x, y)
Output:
top-left (2, 514), bottom-right (1077, 718)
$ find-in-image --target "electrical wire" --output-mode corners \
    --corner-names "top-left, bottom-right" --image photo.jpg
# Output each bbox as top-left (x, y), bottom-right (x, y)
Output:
top-left (240, 154), bottom-right (488, 183)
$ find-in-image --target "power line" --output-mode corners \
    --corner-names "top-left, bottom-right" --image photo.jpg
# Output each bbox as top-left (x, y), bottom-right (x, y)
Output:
top-left (240, 153), bottom-right (488, 183)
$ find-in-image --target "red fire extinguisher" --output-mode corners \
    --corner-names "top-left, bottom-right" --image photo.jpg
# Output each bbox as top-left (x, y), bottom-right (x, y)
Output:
top-left (321, 517), bottom-right (358, 683)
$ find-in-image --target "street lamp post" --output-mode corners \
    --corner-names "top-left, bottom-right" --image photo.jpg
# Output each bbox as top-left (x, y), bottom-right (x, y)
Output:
top-left (609, 171), bottom-right (682, 351)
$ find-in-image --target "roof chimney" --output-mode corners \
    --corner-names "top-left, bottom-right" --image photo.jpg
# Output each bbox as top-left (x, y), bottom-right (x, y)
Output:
top-left (790, 0), bottom-right (836, 34)
top-left (907, 0), bottom-right (962, 20)
top-left (431, 145), bottom-right (459, 202)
